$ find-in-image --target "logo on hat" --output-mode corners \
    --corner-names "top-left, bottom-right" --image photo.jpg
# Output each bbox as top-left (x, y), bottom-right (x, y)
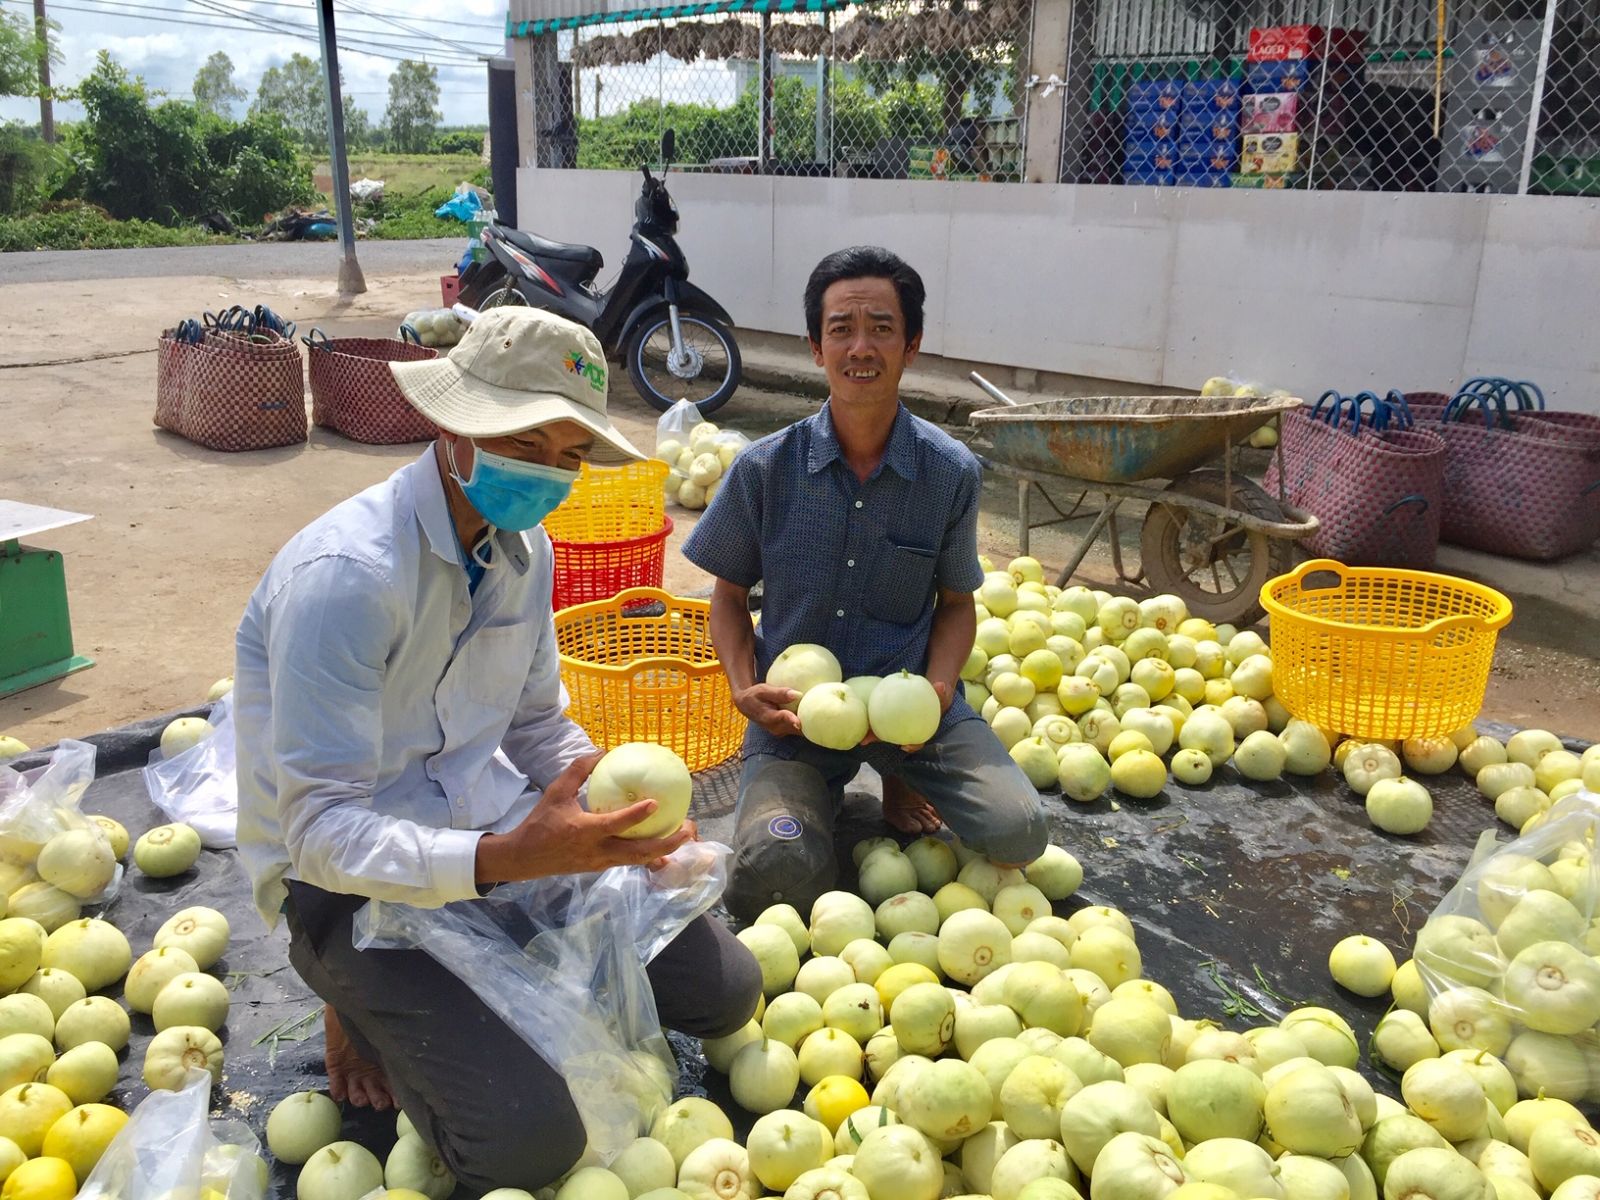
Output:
top-left (563, 350), bottom-right (606, 393)
top-left (768, 815), bottom-right (803, 841)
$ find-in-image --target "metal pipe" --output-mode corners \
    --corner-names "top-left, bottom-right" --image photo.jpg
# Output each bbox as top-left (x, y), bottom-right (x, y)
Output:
top-left (759, 12), bottom-right (773, 172)
top-left (316, 0), bottom-right (366, 295)
top-left (1518, 0), bottom-right (1560, 195)
top-left (970, 371), bottom-right (1021, 406)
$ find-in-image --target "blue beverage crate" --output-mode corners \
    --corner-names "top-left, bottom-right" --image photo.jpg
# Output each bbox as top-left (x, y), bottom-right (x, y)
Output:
top-left (1246, 58), bottom-right (1366, 95)
top-left (1124, 164), bottom-right (1177, 186)
top-left (1178, 140), bottom-right (1240, 172)
top-left (1124, 139), bottom-right (1180, 171)
top-left (1126, 108), bottom-right (1182, 140)
top-left (1180, 109), bottom-right (1241, 140)
top-left (1126, 79), bottom-right (1184, 112)
top-left (1181, 78), bottom-right (1243, 111)
top-left (1176, 169), bottom-right (1233, 187)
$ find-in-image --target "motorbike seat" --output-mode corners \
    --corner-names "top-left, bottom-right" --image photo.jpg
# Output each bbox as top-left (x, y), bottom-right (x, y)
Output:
top-left (499, 227), bottom-right (604, 273)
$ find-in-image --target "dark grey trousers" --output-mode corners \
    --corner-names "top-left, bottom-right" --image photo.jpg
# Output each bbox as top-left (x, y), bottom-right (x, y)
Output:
top-left (285, 879), bottom-right (762, 1194)
top-left (724, 715), bottom-right (1050, 922)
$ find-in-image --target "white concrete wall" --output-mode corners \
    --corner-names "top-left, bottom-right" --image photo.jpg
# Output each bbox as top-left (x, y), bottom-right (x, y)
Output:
top-left (516, 167), bottom-right (1600, 413)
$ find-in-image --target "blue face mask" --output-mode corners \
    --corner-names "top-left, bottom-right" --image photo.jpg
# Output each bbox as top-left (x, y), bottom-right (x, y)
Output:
top-left (449, 442), bottom-right (578, 539)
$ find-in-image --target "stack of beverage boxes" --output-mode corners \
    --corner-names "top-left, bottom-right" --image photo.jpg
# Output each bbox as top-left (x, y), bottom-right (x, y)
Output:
top-left (1235, 24), bottom-right (1367, 188)
top-left (1121, 24), bottom-right (1366, 189)
top-left (1123, 78), bottom-right (1239, 187)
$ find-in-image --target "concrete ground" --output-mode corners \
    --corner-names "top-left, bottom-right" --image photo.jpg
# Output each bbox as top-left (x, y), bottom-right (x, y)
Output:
top-left (2, 239), bottom-right (1596, 747)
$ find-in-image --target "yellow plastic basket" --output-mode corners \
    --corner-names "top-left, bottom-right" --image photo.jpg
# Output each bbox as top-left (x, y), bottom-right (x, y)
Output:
top-left (1260, 559), bottom-right (1513, 740)
top-left (553, 587), bottom-right (746, 772)
top-left (543, 460), bottom-right (668, 543)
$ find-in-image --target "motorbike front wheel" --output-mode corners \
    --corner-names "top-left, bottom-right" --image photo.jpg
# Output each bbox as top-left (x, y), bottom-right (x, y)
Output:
top-left (624, 311), bottom-right (741, 415)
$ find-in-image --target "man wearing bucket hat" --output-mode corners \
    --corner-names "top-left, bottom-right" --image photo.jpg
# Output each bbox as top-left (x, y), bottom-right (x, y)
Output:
top-left (234, 307), bottom-right (761, 1191)
top-left (683, 246), bottom-right (1048, 922)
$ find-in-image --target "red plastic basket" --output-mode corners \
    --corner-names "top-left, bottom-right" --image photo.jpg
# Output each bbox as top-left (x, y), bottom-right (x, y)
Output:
top-left (550, 517), bottom-right (673, 611)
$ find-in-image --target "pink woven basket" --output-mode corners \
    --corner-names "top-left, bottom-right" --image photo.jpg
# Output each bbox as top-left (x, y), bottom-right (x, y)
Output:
top-left (1264, 396), bottom-right (1446, 568)
top-left (304, 331), bottom-right (440, 445)
top-left (154, 327), bottom-right (306, 452)
top-left (1397, 386), bottom-right (1600, 560)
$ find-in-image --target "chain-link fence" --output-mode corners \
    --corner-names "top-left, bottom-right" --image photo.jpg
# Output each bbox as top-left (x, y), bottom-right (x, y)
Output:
top-left (1057, 0), bottom-right (1600, 193)
top-left (517, 0), bottom-right (1599, 193)
top-left (528, 0), bottom-right (1032, 180)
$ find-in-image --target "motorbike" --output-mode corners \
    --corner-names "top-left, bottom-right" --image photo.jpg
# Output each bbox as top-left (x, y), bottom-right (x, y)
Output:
top-left (458, 129), bottom-right (741, 415)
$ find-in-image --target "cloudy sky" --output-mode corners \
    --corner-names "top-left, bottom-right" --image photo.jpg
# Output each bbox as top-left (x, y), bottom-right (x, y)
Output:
top-left (0, 0), bottom-right (511, 127)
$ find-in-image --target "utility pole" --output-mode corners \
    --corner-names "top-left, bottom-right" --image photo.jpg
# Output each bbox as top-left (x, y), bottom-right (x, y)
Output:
top-left (33, 0), bottom-right (53, 142)
top-left (315, 0), bottom-right (366, 295)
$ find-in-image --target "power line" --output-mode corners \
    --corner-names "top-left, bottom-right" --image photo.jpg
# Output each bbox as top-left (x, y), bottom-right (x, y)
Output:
top-left (187, 0), bottom-right (494, 60)
top-left (186, 0), bottom-right (497, 51)
top-left (0, 0), bottom-right (491, 64)
top-left (341, 0), bottom-right (492, 57)
top-left (165, 0), bottom-right (507, 31)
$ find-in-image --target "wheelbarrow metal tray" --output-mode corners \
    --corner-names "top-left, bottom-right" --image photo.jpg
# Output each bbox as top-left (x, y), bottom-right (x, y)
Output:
top-left (970, 394), bottom-right (1304, 484)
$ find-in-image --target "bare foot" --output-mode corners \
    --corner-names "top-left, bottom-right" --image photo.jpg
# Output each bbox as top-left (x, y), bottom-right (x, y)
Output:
top-left (882, 777), bottom-right (942, 835)
top-left (325, 1006), bottom-right (396, 1111)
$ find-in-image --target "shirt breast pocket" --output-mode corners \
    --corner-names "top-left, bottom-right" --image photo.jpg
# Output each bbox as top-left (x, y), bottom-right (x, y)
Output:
top-left (462, 625), bottom-right (533, 713)
top-left (866, 543), bottom-right (939, 625)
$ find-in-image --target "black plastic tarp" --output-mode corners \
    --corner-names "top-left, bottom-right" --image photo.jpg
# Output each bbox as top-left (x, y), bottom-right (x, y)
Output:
top-left (6, 713), bottom-right (1577, 1196)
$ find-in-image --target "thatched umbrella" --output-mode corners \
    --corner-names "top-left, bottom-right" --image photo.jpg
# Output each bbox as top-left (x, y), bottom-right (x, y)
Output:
top-left (662, 22), bottom-right (707, 62)
top-left (831, 12), bottom-right (885, 59)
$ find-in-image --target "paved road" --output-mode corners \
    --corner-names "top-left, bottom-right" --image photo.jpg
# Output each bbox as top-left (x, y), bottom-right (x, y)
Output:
top-left (1, 238), bottom-right (463, 284)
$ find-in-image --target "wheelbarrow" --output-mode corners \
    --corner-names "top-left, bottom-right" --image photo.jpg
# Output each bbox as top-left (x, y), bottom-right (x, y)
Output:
top-left (967, 375), bottom-right (1319, 625)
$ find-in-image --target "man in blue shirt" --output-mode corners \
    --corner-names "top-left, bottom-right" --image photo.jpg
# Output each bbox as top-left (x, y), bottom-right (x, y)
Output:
top-left (684, 246), bottom-right (1047, 920)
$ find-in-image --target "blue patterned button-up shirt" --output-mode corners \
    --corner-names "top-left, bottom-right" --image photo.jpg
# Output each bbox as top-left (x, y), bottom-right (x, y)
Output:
top-left (683, 401), bottom-right (987, 760)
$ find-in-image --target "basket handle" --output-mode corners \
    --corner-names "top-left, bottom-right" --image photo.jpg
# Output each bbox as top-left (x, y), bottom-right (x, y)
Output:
top-left (398, 324), bottom-right (423, 345)
top-left (1514, 379), bottom-right (1545, 410)
top-left (608, 586), bottom-right (679, 612)
top-left (1310, 389), bottom-right (1345, 421)
top-left (1381, 493), bottom-right (1429, 517)
top-left (1382, 389), bottom-right (1416, 429)
top-left (1332, 392), bottom-right (1387, 436)
top-left (1445, 386), bottom-right (1511, 429)
top-left (1271, 558), bottom-right (1350, 592)
top-left (302, 328), bottom-right (334, 352)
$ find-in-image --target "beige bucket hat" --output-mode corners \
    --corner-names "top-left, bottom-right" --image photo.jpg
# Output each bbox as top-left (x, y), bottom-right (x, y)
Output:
top-left (390, 307), bottom-right (644, 464)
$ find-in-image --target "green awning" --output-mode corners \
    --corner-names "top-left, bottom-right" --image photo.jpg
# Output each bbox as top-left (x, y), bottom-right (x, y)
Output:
top-left (508, 0), bottom-right (851, 37)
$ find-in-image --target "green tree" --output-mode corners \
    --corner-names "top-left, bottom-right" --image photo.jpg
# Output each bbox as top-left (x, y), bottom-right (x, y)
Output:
top-left (342, 97), bottom-right (373, 150)
top-left (384, 60), bottom-right (440, 153)
top-left (252, 52), bottom-right (370, 151)
top-left (71, 52), bottom-right (313, 225)
top-left (859, 0), bottom-right (1017, 133)
top-left (0, 12), bottom-right (61, 215)
top-left (252, 52), bottom-right (327, 145)
top-left (192, 51), bottom-right (245, 117)
top-left (0, 9), bottom-right (49, 97)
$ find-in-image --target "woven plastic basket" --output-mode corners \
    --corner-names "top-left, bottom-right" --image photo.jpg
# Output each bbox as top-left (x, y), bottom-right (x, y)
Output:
top-left (553, 588), bottom-right (745, 771)
top-left (1261, 559), bottom-right (1512, 740)
top-left (544, 460), bottom-right (669, 542)
top-left (549, 518), bottom-right (673, 611)
top-left (304, 332), bottom-right (440, 445)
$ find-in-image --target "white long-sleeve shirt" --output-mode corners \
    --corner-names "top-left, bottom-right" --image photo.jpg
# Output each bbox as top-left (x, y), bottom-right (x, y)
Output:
top-left (234, 447), bottom-right (595, 926)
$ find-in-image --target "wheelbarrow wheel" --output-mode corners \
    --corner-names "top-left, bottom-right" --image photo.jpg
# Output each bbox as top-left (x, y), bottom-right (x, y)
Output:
top-left (1139, 470), bottom-right (1293, 625)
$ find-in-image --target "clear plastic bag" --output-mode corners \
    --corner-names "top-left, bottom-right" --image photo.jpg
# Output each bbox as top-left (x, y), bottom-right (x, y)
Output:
top-left (79, 1068), bottom-right (267, 1200)
top-left (0, 737), bottom-right (121, 902)
top-left (354, 840), bottom-right (732, 1159)
top-left (143, 695), bottom-right (239, 849)
top-left (655, 397), bottom-right (702, 456)
top-left (1412, 789), bottom-right (1600, 1102)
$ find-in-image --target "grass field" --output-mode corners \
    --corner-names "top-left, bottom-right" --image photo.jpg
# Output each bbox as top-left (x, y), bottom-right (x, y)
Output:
top-left (312, 153), bottom-right (485, 200)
